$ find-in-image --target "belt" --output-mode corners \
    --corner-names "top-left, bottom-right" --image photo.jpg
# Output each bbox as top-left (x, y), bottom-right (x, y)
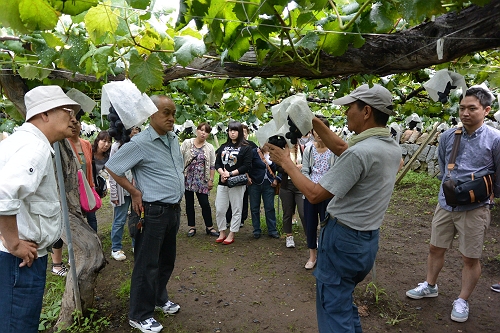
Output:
top-left (321, 215), bottom-right (358, 232)
top-left (335, 219), bottom-right (357, 232)
top-left (143, 201), bottom-right (181, 209)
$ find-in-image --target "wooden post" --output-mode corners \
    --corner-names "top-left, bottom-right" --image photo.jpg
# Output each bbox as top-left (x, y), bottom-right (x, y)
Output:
top-left (395, 122), bottom-right (441, 185)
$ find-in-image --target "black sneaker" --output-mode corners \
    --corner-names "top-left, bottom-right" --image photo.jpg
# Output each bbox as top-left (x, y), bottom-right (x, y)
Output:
top-left (129, 317), bottom-right (163, 332)
top-left (491, 283), bottom-right (500, 292)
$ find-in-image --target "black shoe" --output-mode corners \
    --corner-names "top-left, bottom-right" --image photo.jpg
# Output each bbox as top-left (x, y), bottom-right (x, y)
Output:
top-left (187, 228), bottom-right (196, 237)
top-left (253, 234), bottom-right (261, 239)
top-left (269, 233), bottom-right (280, 239)
top-left (206, 227), bottom-right (220, 237)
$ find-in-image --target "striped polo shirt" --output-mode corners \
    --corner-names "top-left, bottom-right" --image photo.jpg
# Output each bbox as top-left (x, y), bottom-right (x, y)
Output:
top-left (105, 126), bottom-right (184, 204)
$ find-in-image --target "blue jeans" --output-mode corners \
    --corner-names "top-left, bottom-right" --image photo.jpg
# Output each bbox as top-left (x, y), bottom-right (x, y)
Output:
top-left (314, 217), bottom-right (379, 333)
top-left (111, 196), bottom-right (131, 251)
top-left (0, 252), bottom-right (47, 333)
top-left (249, 182), bottom-right (277, 236)
top-left (86, 211), bottom-right (97, 232)
top-left (129, 202), bottom-right (180, 322)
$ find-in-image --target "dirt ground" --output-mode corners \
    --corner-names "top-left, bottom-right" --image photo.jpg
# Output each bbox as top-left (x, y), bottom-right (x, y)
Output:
top-left (92, 182), bottom-right (500, 333)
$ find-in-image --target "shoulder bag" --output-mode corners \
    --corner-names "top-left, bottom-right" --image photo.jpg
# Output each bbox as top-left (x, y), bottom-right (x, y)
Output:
top-left (257, 149), bottom-right (280, 195)
top-left (442, 127), bottom-right (495, 207)
top-left (92, 157), bottom-right (108, 198)
top-left (70, 142), bottom-right (102, 212)
top-left (78, 169), bottom-right (102, 213)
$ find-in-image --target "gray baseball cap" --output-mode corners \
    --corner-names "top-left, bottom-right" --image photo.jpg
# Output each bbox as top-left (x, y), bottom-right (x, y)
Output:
top-left (332, 84), bottom-right (394, 115)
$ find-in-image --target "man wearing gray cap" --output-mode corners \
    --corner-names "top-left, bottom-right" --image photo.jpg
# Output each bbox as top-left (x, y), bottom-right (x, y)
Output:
top-left (267, 84), bottom-right (402, 332)
top-left (0, 85), bottom-right (80, 333)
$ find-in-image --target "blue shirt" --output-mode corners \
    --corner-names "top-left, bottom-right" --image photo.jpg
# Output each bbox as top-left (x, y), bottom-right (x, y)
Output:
top-left (438, 124), bottom-right (500, 211)
top-left (105, 126), bottom-right (184, 204)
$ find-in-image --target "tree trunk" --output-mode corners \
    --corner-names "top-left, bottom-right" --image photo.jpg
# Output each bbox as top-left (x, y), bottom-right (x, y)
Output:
top-left (0, 69), bottom-right (28, 117)
top-left (161, 0), bottom-right (500, 81)
top-left (55, 139), bottom-right (107, 330)
top-left (0, 76), bottom-right (107, 330)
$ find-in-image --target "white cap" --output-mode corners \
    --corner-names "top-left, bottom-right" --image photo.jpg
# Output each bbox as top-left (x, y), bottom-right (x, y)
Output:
top-left (25, 86), bottom-right (80, 121)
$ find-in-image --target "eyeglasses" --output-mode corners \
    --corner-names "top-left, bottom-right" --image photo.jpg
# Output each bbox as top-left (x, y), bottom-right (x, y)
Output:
top-left (60, 107), bottom-right (76, 118)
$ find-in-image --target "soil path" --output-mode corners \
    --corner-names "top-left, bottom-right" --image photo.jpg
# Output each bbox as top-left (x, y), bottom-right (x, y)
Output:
top-left (93, 186), bottom-right (500, 333)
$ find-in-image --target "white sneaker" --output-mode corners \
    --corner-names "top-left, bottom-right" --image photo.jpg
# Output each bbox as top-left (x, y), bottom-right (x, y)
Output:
top-left (129, 317), bottom-right (163, 332)
top-left (111, 250), bottom-right (126, 261)
top-left (155, 300), bottom-right (180, 314)
top-left (286, 236), bottom-right (295, 248)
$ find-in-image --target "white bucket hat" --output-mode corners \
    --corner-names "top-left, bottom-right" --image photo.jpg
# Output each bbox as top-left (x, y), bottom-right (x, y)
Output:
top-left (25, 86), bottom-right (81, 121)
top-left (332, 84), bottom-right (394, 115)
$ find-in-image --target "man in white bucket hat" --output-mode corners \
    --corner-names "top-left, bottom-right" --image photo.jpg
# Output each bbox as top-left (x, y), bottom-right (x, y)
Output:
top-left (0, 85), bottom-right (80, 333)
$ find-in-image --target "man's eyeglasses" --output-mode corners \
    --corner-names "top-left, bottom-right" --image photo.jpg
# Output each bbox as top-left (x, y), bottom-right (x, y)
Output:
top-left (60, 107), bottom-right (76, 118)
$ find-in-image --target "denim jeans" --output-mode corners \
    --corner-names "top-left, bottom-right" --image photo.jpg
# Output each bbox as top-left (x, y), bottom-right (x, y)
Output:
top-left (129, 202), bottom-right (180, 322)
top-left (314, 217), bottom-right (379, 333)
top-left (249, 181), bottom-right (277, 236)
top-left (0, 252), bottom-right (47, 333)
top-left (184, 190), bottom-right (213, 228)
top-left (111, 196), bottom-right (131, 251)
top-left (86, 211), bottom-right (98, 232)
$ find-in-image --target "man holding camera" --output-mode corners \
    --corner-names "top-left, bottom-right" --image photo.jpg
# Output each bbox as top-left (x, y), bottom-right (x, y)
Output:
top-left (267, 84), bottom-right (402, 332)
top-left (406, 85), bottom-right (500, 322)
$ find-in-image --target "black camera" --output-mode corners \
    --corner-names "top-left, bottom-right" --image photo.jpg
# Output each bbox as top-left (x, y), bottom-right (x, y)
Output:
top-left (268, 135), bottom-right (287, 149)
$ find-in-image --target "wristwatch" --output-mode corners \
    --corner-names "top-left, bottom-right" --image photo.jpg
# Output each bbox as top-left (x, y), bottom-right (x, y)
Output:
top-left (229, 171), bottom-right (233, 177)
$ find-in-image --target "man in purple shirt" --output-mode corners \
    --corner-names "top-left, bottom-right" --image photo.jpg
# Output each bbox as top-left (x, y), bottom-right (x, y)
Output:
top-left (406, 86), bottom-right (500, 323)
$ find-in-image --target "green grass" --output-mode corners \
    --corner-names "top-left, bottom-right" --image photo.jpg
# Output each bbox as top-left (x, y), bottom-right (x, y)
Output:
top-left (395, 170), bottom-right (441, 205)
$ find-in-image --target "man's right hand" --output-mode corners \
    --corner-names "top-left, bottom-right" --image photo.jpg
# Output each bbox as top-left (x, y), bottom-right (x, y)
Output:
top-left (130, 190), bottom-right (143, 216)
top-left (0, 235), bottom-right (38, 267)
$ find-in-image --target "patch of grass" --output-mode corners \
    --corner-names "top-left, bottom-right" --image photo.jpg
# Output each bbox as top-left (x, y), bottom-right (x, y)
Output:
top-left (116, 278), bottom-right (131, 301)
top-left (56, 309), bottom-right (110, 333)
top-left (39, 279), bottom-right (65, 331)
top-left (395, 170), bottom-right (441, 205)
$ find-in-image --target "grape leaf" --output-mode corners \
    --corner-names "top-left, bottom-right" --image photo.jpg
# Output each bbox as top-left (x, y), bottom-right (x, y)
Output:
top-left (84, 2), bottom-right (119, 44)
top-left (126, 0), bottom-right (149, 10)
top-left (129, 51), bottom-right (164, 92)
top-left (174, 36), bottom-right (206, 67)
top-left (18, 64), bottom-right (51, 80)
top-left (0, 0), bottom-right (30, 34)
top-left (52, 0), bottom-right (98, 16)
top-left (19, 0), bottom-right (59, 31)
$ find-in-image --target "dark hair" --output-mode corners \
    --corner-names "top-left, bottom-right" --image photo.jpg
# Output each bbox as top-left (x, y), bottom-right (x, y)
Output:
top-left (242, 124), bottom-right (249, 132)
top-left (197, 122), bottom-right (212, 133)
top-left (465, 87), bottom-right (494, 108)
top-left (311, 115), bottom-right (330, 135)
top-left (92, 131), bottom-right (112, 158)
top-left (226, 120), bottom-right (246, 147)
top-left (354, 100), bottom-right (389, 126)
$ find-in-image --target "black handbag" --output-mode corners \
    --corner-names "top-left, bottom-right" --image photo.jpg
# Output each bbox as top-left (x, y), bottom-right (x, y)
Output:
top-left (226, 174), bottom-right (248, 188)
top-left (442, 127), bottom-right (495, 207)
top-left (92, 158), bottom-right (108, 198)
